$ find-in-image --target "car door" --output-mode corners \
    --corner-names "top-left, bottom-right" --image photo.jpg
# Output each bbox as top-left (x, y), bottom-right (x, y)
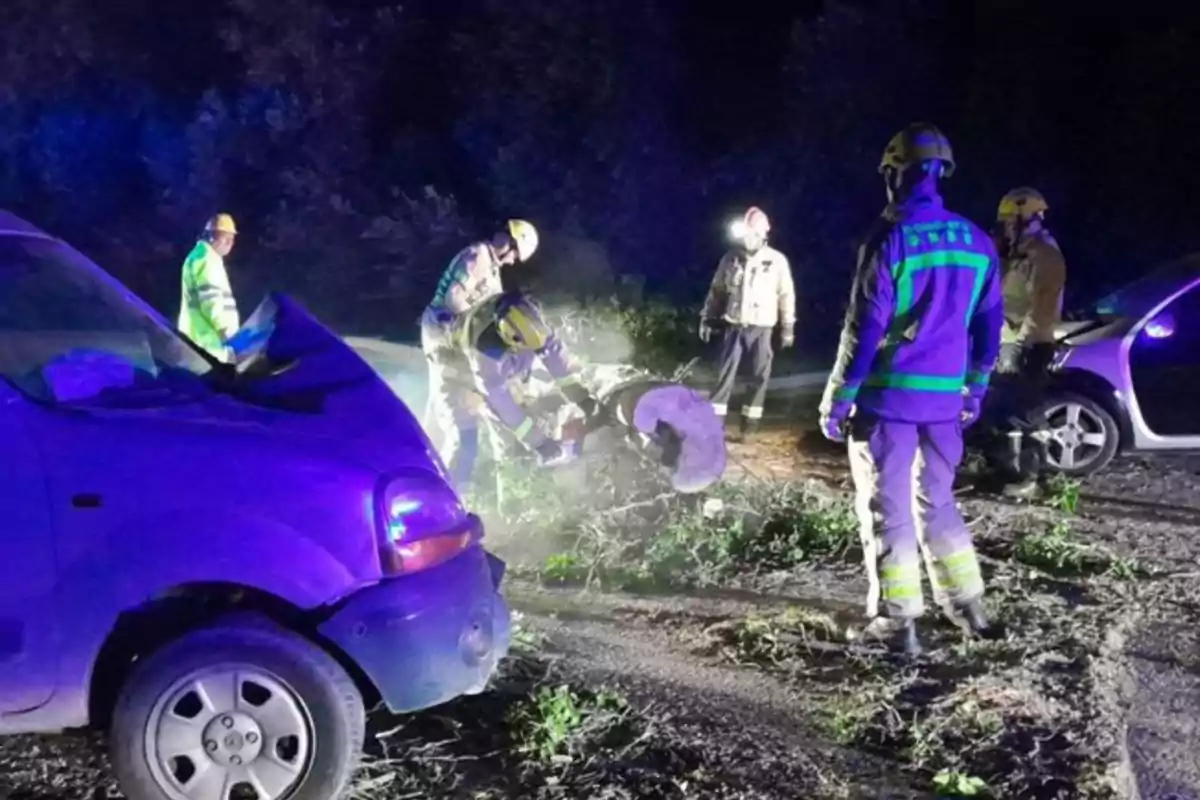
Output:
top-left (1127, 279), bottom-right (1200, 438)
top-left (0, 383), bottom-right (58, 713)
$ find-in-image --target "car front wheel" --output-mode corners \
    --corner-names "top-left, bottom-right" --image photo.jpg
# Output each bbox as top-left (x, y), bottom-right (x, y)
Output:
top-left (110, 614), bottom-right (365, 800)
top-left (1035, 392), bottom-right (1120, 477)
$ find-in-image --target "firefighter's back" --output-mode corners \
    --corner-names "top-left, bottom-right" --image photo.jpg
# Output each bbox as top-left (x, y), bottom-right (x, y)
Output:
top-left (858, 201), bottom-right (998, 424)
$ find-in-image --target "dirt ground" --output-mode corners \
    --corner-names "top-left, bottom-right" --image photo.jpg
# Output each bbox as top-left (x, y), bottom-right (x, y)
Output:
top-left (3, 417), bottom-right (1199, 799)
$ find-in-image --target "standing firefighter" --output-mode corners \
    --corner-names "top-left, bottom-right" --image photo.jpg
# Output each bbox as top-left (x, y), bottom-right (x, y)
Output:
top-left (421, 220), bottom-right (539, 458)
top-left (435, 291), bottom-right (597, 490)
top-left (701, 206), bottom-right (796, 439)
top-left (818, 123), bottom-right (1004, 656)
top-left (178, 213), bottom-right (241, 361)
top-left (985, 187), bottom-right (1067, 498)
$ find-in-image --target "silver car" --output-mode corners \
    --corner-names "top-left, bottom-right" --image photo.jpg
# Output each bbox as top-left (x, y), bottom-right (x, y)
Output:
top-left (1040, 254), bottom-right (1200, 476)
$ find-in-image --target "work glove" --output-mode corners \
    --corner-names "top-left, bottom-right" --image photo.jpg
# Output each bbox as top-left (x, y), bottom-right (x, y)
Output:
top-left (780, 325), bottom-right (795, 348)
top-left (819, 400), bottom-right (853, 443)
top-left (575, 394), bottom-right (599, 419)
top-left (961, 386), bottom-right (986, 429)
top-left (533, 438), bottom-right (566, 466)
top-left (561, 383), bottom-right (599, 419)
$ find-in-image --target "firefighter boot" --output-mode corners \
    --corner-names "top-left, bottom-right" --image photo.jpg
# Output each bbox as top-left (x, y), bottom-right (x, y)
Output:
top-left (893, 619), bottom-right (923, 657)
top-left (1000, 431), bottom-right (1041, 500)
top-left (857, 617), bottom-right (923, 658)
top-left (739, 416), bottom-right (759, 442)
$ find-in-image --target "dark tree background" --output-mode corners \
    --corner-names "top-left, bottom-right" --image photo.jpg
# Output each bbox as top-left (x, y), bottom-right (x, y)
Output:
top-left (1, 0), bottom-right (1197, 350)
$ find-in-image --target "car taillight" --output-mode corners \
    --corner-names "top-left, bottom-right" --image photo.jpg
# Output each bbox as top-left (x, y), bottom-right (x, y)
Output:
top-left (386, 531), bottom-right (473, 574)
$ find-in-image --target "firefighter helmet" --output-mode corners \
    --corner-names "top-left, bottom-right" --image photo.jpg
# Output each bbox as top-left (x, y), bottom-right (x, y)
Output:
top-left (495, 291), bottom-right (552, 352)
top-left (997, 187), bottom-right (1049, 221)
top-left (506, 219), bottom-right (539, 261)
top-left (879, 123), bottom-right (955, 177)
top-left (729, 206), bottom-right (771, 240)
top-left (204, 213), bottom-right (238, 235)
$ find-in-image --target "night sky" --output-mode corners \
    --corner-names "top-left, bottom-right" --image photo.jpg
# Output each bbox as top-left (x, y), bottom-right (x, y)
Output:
top-left (2, 0), bottom-right (1198, 334)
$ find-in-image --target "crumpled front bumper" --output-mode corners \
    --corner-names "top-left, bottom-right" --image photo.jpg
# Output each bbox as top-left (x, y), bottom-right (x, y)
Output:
top-left (318, 545), bottom-right (511, 713)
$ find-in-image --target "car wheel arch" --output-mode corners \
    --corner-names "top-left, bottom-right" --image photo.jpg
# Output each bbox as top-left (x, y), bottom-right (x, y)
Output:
top-left (86, 583), bottom-right (381, 730)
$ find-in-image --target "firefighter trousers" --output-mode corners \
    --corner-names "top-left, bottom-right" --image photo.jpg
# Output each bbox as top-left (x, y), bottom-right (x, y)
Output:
top-left (848, 416), bottom-right (985, 620)
top-left (983, 342), bottom-right (1054, 479)
top-left (710, 324), bottom-right (774, 422)
top-left (420, 308), bottom-right (502, 489)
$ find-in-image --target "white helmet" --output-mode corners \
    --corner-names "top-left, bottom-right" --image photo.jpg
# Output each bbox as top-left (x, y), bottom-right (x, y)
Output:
top-left (506, 219), bottom-right (539, 261)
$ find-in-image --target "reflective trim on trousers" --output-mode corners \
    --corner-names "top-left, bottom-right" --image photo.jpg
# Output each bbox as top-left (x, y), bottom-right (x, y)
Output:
top-left (743, 405), bottom-right (764, 420)
top-left (849, 418), bottom-right (982, 619)
top-left (712, 402), bottom-right (728, 416)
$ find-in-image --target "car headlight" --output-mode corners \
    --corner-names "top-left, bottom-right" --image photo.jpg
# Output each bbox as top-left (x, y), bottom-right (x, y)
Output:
top-left (378, 471), bottom-right (474, 574)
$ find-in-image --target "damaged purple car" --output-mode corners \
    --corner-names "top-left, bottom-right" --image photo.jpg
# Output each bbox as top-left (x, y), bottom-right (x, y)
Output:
top-left (1041, 254), bottom-right (1200, 476)
top-left (0, 211), bottom-right (510, 800)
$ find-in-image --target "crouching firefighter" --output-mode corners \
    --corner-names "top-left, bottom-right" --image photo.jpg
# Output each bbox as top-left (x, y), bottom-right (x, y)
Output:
top-left (433, 291), bottom-right (599, 492)
top-left (819, 123), bottom-right (1004, 656)
top-left (701, 206), bottom-right (797, 440)
top-left (983, 187), bottom-right (1067, 498)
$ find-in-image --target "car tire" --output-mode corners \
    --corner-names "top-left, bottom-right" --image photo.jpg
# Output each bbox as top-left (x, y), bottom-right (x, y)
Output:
top-left (1034, 391), bottom-right (1120, 478)
top-left (110, 613), bottom-right (365, 800)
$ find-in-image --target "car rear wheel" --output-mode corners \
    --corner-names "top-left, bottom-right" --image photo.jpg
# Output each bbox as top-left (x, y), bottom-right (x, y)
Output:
top-left (1035, 392), bottom-right (1120, 477)
top-left (110, 614), bottom-right (365, 800)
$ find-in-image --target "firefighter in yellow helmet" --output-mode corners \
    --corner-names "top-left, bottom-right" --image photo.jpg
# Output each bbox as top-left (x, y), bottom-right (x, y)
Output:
top-left (420, 219), bottom-right (540, 457)
top-left (983, 187), bottom-right (1066, 498)
top-left (178, 213), bottom-right (241, 361)
top-left (430, 290), bottom-right (597, 490)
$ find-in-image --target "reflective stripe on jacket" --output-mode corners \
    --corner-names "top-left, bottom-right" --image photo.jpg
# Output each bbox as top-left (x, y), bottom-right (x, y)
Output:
top-left (1001, 230), bottom-right (1065, 345)
top-left (702, 245), bottom-right (796, 328)
top-left (429, 243), bottom-right (504, 317)
top-left (821, 191), bottom-right (1003, 424)
top-left (178, 240), bottom-right (239, 360)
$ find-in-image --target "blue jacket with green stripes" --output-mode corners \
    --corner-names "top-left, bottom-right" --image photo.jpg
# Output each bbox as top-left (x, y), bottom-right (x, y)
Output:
top-left (822, 190), bottom-right (1003, 424)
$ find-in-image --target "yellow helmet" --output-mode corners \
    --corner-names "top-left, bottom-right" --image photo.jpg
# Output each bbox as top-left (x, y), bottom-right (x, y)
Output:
top-left (205, 213), bottom-right (238, 235)
top-left (494, 291), bottom-right (551, 351)
top-left (506, 219), bottom-right (539, 261)
top-left (997, 187), bottom-right (1048, 221)
top-left (879, 123), bottom-right (955, 177)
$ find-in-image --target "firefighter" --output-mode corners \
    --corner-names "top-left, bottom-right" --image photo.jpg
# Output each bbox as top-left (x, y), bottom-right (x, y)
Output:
top-left (700, 206), bottom-right (796, 440)
top-left (420, 220), bottom-right (539, 456)
top-left (818, 123), bottom-right (1004, 656)
top-left (433, 290), bottom-right (597, 491)
top-left (178, 213), bottom-right (241, 361)
top-left (984, 187), bottom-right (1066, 498)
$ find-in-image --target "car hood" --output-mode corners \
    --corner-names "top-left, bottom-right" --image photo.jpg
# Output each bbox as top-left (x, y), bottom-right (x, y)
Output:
top-left (94, 294), bottom-right (448, 478)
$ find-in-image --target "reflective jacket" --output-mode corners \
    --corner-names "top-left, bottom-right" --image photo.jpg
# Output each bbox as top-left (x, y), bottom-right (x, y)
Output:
top-left (428, 242), bottom-right (504, 318)
top-left (441, 297), bottom-right (584, 447)
top-left (702, 245), bottom-right (796, 329)
top-left (1000, 229), bottom-right (1065, 345)
top-left (821, 190), bottom-right (1003, 424)
top-left (178, 240), bottom-right (240, 361)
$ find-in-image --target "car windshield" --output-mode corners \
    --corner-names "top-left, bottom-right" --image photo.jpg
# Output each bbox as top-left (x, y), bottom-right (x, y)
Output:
top-left (0, 232), bottom-right (216, 406)
top-left (1090, 254), bottom-right (1200, 318)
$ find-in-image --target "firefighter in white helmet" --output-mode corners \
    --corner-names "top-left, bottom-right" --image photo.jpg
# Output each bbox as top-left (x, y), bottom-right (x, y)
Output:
top-left (178, 213), bottom-right (241, 362)
top-left (700, 206), bottom-right (796, 440)
top-left (421, 219), bottom-right (540, 457)
top-left (983, 187), bottom-right (1066, 498)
